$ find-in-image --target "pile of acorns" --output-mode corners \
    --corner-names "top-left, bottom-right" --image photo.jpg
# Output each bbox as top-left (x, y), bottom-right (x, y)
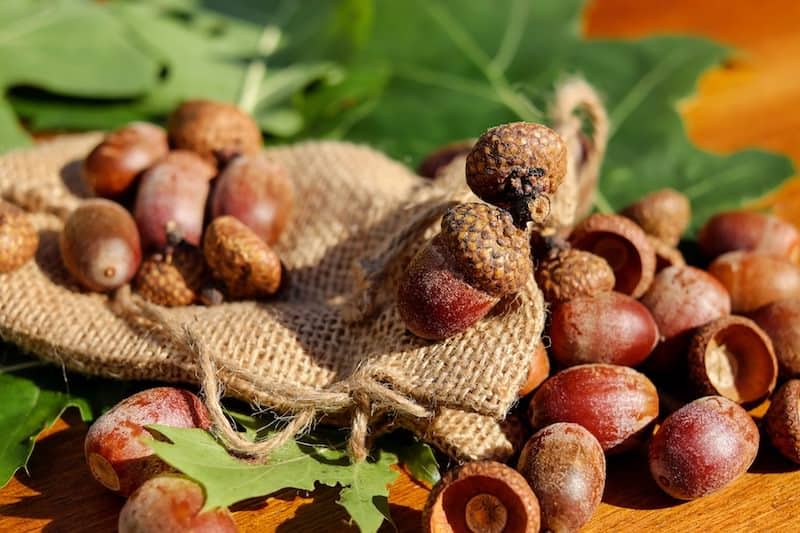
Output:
top-left (415, 124), bottom-right (800, 532)
top-left (1, 100), bottom-right (296, 304)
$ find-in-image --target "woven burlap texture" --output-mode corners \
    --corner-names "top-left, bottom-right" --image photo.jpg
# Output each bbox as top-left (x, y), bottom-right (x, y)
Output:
top-left (0, 131), bottom-right (547, 454)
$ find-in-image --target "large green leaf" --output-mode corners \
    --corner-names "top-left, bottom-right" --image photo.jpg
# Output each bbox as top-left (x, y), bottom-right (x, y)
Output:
top-left (148, 425), bottom-right (399, 532)
top-left (331, 0), bottom-right (794, 230)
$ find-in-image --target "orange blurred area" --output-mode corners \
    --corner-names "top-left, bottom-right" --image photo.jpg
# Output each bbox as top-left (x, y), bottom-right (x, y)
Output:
top-left (585, 0), bottom-right (800, 227)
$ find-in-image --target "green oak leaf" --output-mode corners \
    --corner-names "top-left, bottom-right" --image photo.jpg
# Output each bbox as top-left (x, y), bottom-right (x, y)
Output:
top-left (377, 431), bottom-right (440, 488)
top-left (0, 0), bottom-right (161, 149)
top-left (335, 0), bottom-right (793, 230)
top-left (0, 373), bottom-right (90, 487)
top-left (147, 425), bottom-right (399, 532)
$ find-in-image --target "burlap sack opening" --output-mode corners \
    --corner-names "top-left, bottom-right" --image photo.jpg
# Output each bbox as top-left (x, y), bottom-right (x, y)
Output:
top-left (0, 79), bottom-right (607, 461)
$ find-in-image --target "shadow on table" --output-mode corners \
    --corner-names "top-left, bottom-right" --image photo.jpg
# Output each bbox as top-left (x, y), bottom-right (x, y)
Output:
top-left (602, 452), bottom-right (677, 511)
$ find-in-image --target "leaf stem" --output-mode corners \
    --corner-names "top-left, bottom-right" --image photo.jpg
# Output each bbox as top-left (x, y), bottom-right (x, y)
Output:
top-left (0, 360), bottom-right (47, 374)
top-left (491, 0), bottom-right (529, 74)
top-left (238, 26), bottom-right (282, 113)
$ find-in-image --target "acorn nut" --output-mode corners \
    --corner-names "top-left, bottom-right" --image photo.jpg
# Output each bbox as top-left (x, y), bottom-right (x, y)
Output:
top-left (549, 292), bottom-right (659, 368)
top-left (0, 200), bottom-right (38, 273)
top-left (210, 153), bottom-right (295, 244)
top-left (529, 364), bottom-right (659, 454)
top-left (423, 460), bottom-right (540, 533)
top-left (203, 216), bottom-right (282, 299)
top-left (621, 188), bottom-right (691, 247)
top-left (750, 298), bottom-right (800, 378)
top-left (60, 199), bottom-right (142, 291)
top-left (764, 379), bottom-right (800, 464)
top-left (517, 423), bottom-right (605, 533)
top-left (649, 396), bottom-right (758, 500)
top-left (569, 213), bottom-right (656, 298)
top-left (687, 316), bottom-right (777, 405)
top-left (708, 251), bottom-right (800, 313)
top-left (466, 122), bottom-right (567, 225)
top-left (698, 210), bottom-right (800, 261)
top-left (168, 99), bottom-right (262, 166)
top-left (397, 202), bottom-right (531, 340)
top-left (83, 122), bottom-right (168, 198)
top-left (518, 342), bottom-right (551, 398)
top-left (534, 248), bottom-right (615, 304)
top-left (133, 150), bottom-right (214, 250)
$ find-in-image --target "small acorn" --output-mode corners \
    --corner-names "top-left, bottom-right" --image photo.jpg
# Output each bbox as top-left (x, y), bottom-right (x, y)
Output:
top-left (569, 213), bottom-right (657, 298)
top-left (134, 246), bottom-right (206, 307)
top-left (750, 298), bottom-right (800, 378)
top-left (60, 199), bottom-right (142, 291)
top-left (168, 100), bottom-right (262, 166)
top-left (518, 342), bottom-right (551, 397)
top-left (764, 379), bottom-right (800, 464)
top-left (534, 248), bottom-right (615, 304)
top-left (621, 188), bottom-right (691, 247)
top-left (82, 122), bottom-right (168, 198)
top-left (708, 251), bottom-right (800, 312)
top-left (466, 122), bottom-right (567, 225)
top-left (698, 210), bottom-right (800, 261)
top-left (397, 202), bottom-right (532, 340)
top-left (423, 460), bottom-right (541, 533)
top-left (203, 216), bottom-right (282, 299)
top-left (0, 200), bottom-right (39, 273)
top-left (210, 153), bottom-right (295, 244)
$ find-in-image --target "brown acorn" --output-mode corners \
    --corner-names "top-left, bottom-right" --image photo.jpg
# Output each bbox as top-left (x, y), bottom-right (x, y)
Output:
top-left (764, 379), bottom-right (800, 464)
top-left (621, 188), bottom-right (691, 247)
top-left (83, 122), bottom-right (168, 198)
top-left (466, 122), bottom-right (567, 225)
top-left (569, 213), bottom-right (657, 298)
top-left (397, 203), bottom-right (532, 340)
top-left (698, 210), bottom-right (800, 261)
top-left (168, 100), bottom-right (262, 166)
top-left (0, 200), bottom-right (38, 273)
top-left (203, 216), bottom-right (282, 299)
top-left (534, 248), bottom-right (615, 304)
top-left (708, 251), bottom-right (800, 313)
top-left (134, 246), bottom-right (206, 307)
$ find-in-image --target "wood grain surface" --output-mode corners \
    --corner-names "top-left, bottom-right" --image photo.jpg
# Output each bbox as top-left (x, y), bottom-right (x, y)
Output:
top-left (3, 0), bottom-right (800, 531)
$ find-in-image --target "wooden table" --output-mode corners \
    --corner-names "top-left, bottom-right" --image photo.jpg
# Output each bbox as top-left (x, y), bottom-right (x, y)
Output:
top-left (3, 0), bottom-right (800, 531)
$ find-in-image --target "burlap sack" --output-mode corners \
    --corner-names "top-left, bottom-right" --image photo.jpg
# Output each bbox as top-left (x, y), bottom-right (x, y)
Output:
top-left (0, 79), bottom-right (606, 461)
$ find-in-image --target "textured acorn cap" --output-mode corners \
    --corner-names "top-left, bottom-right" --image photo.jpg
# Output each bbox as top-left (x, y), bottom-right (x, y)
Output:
top-left (466, 122), bottom-right (567, 211)
top-left (203, 216), bottom-right (282, 299)
top-left (134, 246), bottom-right (206, 307)
top-left (168, 100), bottom-right (262, 165)
top-left (0, 200), bottom-right (39, 273)
top-left (621, 188), bottom-right (691, 247)
top-left (439, 202), bottom-right (532, 297)
top-left (423, 460), bottom-right (540, 533)
top-left (535, 248), bottom-right (615, 304)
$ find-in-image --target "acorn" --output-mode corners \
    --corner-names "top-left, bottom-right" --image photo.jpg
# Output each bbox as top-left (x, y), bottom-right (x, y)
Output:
top-left (698, 210), bottom-right (800, 261)
top-left (134, 246), bottom-right (206, 307)
top-left (534, 248), bottom-right (615, 304)
top-left (423, 461), bottom-right (540, 533)
top-left (0, 200), bottom-right (38, 273)
top-left (621, 188), bottom-right (691, 247)
top-left (518, 342), bottom-right (551, 398)
top-left (750, 298), bottom-right (800, 378)
top-left (203, 216), bottom-right (282, 299)
top-left (397, 202), bottom-right (532, 340)
top-left (569, 213), bottom-right (657, 298)
top-left (764, 379), bottom-right (800, 464)
top-left (210, 153), bottom-right (295, 244)
top-left (708, 251), bottom-right (800, 313)
top-left (82, 122), bottom-right (168, 198)
top-left (466, 122), bottom-right (567, 226)
top-left (60, 199), bottom-right (142, 291)
top-left (168, 100), bottom-right (262, 166)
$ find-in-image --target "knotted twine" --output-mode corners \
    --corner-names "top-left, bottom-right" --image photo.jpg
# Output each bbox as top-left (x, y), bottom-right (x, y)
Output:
top-left (0, 78), bottom-right (608, 462)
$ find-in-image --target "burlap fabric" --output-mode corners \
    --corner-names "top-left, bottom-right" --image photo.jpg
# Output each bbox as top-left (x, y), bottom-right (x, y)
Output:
top-left (0, 79), bottom-right (606, 461)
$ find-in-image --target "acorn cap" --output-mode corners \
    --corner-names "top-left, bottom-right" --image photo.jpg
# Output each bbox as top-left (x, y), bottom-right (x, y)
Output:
top-left (466, 122), bottom-right (567, 222)
top-left (687, 315), bottom-right (777, 406)
top-left (648, 235), bottom-right (686, 272)
top-left (167, 100), bottom-right (262, 166)
top-left (621, 188), bottom-right (691, 247)
top-left (423, 460), bottom-right (540, 533)
top-left (439, 203), bottom-right (532, 297)
top-left (535, 248), bottom-right (615, 304)
top-left (134, 246), bottom-right (206, 307)
top-left (0, 200), bottom-right (38, 273)
top-left (203, 216), bottom-right (282, 299)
